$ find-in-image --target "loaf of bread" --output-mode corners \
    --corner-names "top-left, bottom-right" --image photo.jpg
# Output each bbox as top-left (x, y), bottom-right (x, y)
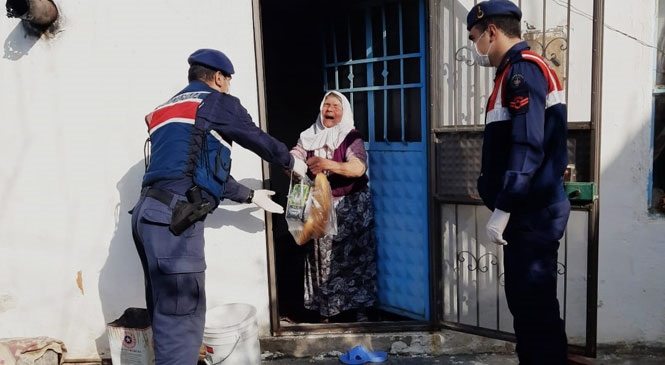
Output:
top-left (296, 173), bottom-right (332, 245)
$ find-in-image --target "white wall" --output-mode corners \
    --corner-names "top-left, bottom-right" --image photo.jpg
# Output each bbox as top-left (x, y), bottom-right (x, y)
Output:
top-left (598, 1), bottom-right (665, 345)
top-left (0, 0), bottom-right (273, 360)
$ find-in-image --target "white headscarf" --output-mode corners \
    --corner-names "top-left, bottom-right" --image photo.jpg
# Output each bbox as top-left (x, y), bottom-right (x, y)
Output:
top-left (298, 91), bottom-right (355, 154)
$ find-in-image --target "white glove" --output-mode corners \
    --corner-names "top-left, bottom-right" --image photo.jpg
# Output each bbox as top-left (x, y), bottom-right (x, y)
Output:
top-left (487, 208), bottom-right (510, 245)
top-left (292, 158), bottom-right (308, 178)
top-left (251, 189), bottom-right (284, 214)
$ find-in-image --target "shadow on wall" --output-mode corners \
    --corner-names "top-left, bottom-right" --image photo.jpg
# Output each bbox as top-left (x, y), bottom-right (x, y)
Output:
top-left (4, 20), bottom-right (40, 60)
top-left (95, 160), bottom-right (145, 359)
top-left (95, 160), bottom-right (273, 358)
top-left (205, 177), bottom-right (278, 234)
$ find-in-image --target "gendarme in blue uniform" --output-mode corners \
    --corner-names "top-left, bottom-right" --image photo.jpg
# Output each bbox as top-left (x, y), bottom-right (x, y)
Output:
top-left (480, 40), bottom-right (572, 365)
top-left (143, 80), bottom-right (294, 203)
top-left (468, 2), bottom-right (571, 363)
top-left (130, 49), bottom-right (296, 365)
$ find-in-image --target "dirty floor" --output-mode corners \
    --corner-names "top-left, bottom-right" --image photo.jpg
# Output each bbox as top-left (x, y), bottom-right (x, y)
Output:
top-left (261, 352), bottom-right (665, 364)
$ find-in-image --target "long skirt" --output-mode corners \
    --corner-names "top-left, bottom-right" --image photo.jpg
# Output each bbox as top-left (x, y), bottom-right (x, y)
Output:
top-left (303, 187), bottom-right (377, 318)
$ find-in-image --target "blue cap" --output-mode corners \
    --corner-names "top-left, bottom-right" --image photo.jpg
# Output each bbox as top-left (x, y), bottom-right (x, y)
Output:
top-left (466, 0), bottom-right (522, 31)
top-left (187, 48), bottom-right (235, 75)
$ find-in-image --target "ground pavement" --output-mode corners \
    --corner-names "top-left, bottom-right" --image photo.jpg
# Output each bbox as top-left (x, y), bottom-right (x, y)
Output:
top-left (261, 351), bottom-right (665, 364)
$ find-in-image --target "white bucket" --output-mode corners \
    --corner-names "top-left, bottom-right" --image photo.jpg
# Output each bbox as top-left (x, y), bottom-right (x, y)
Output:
top-left (202, 303), bottom-right (260, 365)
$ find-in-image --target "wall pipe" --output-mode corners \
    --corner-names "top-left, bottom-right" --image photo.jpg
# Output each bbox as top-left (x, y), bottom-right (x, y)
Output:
top-left (6, 0), bottom-right (58, 29)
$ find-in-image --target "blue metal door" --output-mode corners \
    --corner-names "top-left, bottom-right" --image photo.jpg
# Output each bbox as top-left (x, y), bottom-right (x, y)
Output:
top-left (322, 0), bottom-right (429, 320)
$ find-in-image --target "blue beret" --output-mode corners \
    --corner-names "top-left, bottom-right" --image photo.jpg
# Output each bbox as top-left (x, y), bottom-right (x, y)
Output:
top-left (467, 0), bottom-right (522, 31)
top-left (187, 48), bottom-right (235, 75)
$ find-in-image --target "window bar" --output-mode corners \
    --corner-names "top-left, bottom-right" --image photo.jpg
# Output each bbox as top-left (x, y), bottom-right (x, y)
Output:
top-left (365, 7), bottom-right (375, 143)
top-left (398, 2), bottom-right (406, 143)
top-left (492, 219), bottom-right (503, 330)
top-left (562, 226), bottom-right (569, 326)
top-left (418, 0), bottom-right (427, 142)
top-left (455, 204), bottom-right (461, 323)
top-left (452, 1), bottom-right (460, 127)
top-left (541, 0), bottom-right (547, 53)
top-left (472, 0), bottom-right (481, 126)
top-left (346, 15), bottom-right (354, 103)
top-left (564, 0), bottom-right (571, 104)
top-left (381, 6), bottom-right (389, 143)
top-left (474, 207), bottom-right (481, 327)
top-left (321, 30), bottom-right (328, 91)
top-left (333, 25), bottom-right (340, 90)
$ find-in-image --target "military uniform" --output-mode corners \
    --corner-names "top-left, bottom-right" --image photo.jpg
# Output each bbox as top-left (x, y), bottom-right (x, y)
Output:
top-left (483, 42), bottom-right (570, 365)
top-left (131, 49), bottom-right (297, 365)
top-left (468, 2), bottom-right (571, 364)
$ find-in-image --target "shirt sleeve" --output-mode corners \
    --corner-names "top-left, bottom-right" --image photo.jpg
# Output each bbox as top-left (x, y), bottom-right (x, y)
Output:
top-left (290, 139), bottom-right (308, 161)
top-left (221, 175), bottom-right (252, 203)
top-left (345, 135), bottom-right (368, 165)
top-left (197, 92), bottom-right (295, 170)
top-left (494, 61), bottom-right (548, 212)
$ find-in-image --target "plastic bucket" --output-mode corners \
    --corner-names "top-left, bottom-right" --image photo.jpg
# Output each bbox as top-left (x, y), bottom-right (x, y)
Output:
top-left (202, 303), bottom-right (260, 365)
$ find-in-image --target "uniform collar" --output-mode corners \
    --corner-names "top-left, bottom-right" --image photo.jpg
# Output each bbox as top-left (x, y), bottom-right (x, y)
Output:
top-left (177, 80), bottom-right (216, 95)
top-left (495, 41), bottom-right (531, 76)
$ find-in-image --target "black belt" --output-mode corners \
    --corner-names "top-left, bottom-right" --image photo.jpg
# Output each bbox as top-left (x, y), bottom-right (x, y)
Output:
top-left (143, 187), bottom-right (176, 206)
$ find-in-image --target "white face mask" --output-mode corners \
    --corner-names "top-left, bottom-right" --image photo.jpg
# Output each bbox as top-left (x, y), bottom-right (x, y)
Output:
top-left (472, 31), bottom-right (493, 67)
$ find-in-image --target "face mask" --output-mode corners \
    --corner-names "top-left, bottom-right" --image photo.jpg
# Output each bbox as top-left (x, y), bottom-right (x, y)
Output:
top-left (472, 31), bottom-right (493, 67)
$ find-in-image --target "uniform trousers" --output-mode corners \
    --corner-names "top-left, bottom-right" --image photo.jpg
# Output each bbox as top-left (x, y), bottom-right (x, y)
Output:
top-left (502, 199), bottom-right (571, 365)
top-left (131, 191), bottom-right (207, 365)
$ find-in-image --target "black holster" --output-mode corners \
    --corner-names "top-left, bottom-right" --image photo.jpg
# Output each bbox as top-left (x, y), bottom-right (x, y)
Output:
top-left (169, 186), bottom-right (211, 236)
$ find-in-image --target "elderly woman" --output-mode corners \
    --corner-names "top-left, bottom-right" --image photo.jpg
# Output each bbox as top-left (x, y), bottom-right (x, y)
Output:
top-left (290, 90), bottom-right (377, 322)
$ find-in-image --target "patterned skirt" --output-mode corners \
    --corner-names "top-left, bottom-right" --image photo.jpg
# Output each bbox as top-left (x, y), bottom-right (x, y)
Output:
top-left (303, 187), bottom-right (377, 318)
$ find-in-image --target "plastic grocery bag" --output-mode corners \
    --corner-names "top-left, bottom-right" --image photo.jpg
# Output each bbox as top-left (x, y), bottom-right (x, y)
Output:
top-left (285, 173), bottom-right (336, 245)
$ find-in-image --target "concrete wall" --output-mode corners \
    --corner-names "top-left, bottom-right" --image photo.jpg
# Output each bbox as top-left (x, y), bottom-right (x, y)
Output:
top-left (0, 0), bottom-right (272, 360)
top-left (597, 1), bottom-right (665, 346)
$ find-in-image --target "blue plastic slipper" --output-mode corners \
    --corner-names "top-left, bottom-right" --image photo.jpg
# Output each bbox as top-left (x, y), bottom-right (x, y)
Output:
top-left (339, 345), bottom-right (387, 364)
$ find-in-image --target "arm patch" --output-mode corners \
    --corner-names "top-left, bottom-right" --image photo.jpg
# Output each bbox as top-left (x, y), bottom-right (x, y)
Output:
top-left (506, 73), bottom-right (529, 115)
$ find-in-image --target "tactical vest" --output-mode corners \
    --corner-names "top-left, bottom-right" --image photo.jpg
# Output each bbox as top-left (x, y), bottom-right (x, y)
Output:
top-left (143, 88), bottom-right (232, 203)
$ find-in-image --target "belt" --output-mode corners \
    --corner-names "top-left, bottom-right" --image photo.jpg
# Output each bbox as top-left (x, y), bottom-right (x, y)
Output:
top-left (143, 187), bottom-right (176, 206)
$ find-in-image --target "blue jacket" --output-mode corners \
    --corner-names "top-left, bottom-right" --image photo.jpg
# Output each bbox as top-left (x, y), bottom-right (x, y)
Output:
top-left (143, 81), bottom-right (294, 204)
top-left (477, 42), bottom-right (568, 212)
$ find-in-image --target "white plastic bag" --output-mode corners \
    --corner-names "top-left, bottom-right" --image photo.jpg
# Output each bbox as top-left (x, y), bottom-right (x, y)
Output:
top-left (285, 173), bottom-right (337, 245)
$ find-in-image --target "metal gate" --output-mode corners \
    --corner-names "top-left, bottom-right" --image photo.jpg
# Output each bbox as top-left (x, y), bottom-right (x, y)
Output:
top-left (429, 0), bottom-right (599, 355)
top-left (322, 0), bottom-right (430, 320)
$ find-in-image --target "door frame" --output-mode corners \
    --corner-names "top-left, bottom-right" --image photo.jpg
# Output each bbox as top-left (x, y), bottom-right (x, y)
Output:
top-left (253, 0), bottom-right (438, 336)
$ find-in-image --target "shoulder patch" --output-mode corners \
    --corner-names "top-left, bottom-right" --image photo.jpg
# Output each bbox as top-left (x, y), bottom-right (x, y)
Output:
top-left (510, 74), bottom-right (525, 89)
top-left (506, 73), bottom-right (529, 115)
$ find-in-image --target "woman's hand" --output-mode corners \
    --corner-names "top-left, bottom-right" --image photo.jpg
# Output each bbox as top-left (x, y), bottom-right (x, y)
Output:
top-left (306, 156), bottom-right (331, 175)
